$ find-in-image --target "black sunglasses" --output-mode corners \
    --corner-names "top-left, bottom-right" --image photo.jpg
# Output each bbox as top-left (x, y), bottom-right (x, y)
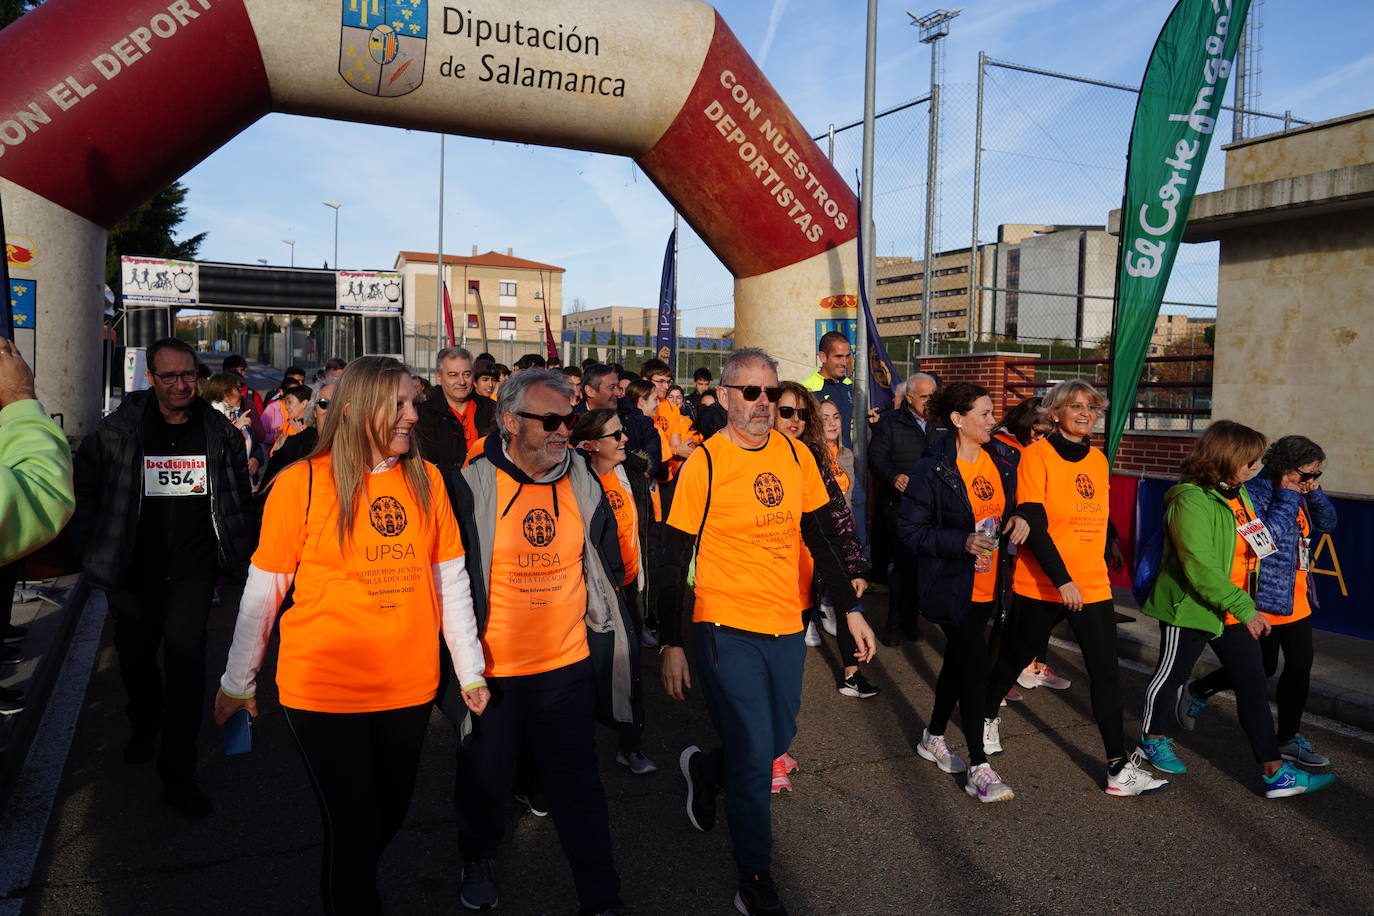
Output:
top-left (518, 410), bottom-right (577, 432)
top-left (317, 399), bottom-right (330, 409)
top-left (776, 406), bottom-right (811, 421)
top-left (721, 384), bottom-right (783, 403)
top-left (592, 428), bottom-right (627, 441)
top-left (1298, 470), bottom-right (1323, 482)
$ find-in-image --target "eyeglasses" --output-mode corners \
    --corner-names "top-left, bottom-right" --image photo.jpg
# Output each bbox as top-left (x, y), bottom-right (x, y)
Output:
top-left (776, 406), bottom-right (811, 421)
top-left (153, 371), bottom-right (198, 385)
top-left (1298, 470), bottom-right (1323, 482)
top-left (591, 429), bottom-right (627, 441)
top-left (518, 410), bottom-right (577, 432)
top-left (1065, 402), bottom-right (1103, 414)
top-left (721, 384), bottom-right (783, 403)
top-left (317, 399), bottom-right (330, 409)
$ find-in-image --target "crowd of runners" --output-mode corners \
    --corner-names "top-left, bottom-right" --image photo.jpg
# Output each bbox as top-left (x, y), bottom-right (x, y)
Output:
top-left (0, 330), bottom-right (1339, 915)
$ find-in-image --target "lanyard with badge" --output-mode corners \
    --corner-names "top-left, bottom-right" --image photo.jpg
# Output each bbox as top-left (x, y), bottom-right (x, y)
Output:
top-left (1233, 501), bottom-right (1276, 596)
top-left (1297, 506), bottom-right (1312, 572)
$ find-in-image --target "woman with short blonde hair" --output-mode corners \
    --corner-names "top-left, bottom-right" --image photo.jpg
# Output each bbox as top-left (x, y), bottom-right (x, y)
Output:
top-left (980, 378), bottom-right (1168, 797)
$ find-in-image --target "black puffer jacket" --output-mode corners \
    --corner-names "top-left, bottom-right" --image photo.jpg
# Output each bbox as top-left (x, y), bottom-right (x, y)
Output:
top-left (71, 392), bottom-right (255, 588)
top-left (896, 435), bottom-right (1021, 624)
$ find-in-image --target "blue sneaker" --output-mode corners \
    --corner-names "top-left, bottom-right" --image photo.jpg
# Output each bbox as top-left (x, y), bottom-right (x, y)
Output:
top-left (1137, 735), bottom-right (1187, 775)
top-left (1263, 761), bottom-right (1335, 799)
top-left (1175, 680), bottom-right (1207, 732)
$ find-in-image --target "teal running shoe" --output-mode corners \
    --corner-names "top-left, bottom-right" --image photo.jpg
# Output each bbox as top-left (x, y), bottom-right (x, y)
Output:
top-left (1138, 734), bottom-right (1188, 775)
top-left (1264, 761), bottom-right (1335, 798)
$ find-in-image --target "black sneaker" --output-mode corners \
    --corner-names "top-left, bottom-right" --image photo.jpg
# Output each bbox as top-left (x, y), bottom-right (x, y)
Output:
top-left (734, 872), bottom-right (787, 915)
top-left (161, 780), bottom-right (213, 818)
top-left (680, 745), bottom-right (718, 832)
top-left (0, 646), bottom-right (20, 666)
top-left (459, 857), bottom-right (499, 910)
top-left (0, 686), bottom-right (24, 717)
top-left (838, 671), bottom-right (879, 699)
top-left (3, 623), bottom-right (26, 644)
top-left (513, 792), bottom-right (549, 817)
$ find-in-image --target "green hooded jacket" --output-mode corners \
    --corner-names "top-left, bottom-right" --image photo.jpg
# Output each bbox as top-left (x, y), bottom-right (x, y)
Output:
top-left (1141, 481), bottom-right (1259, 636)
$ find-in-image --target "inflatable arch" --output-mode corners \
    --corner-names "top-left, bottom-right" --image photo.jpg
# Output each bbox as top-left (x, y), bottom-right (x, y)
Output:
top-left (0, 0), bottom-right (860, 437)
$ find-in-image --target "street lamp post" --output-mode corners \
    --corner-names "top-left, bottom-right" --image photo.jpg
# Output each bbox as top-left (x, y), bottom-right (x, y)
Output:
top-left (282, 238), bottom-right (296, 267)
top-left (322, 201), bottom-right (341, 269)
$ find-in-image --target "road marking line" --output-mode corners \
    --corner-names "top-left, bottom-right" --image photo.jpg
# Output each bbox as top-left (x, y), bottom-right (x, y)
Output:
top-left (0, 590), bottom-right (106, 913)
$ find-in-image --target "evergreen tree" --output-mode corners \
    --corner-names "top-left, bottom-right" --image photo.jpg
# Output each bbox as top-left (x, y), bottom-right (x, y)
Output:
top-left (105, 181), bottom-right (207, 290)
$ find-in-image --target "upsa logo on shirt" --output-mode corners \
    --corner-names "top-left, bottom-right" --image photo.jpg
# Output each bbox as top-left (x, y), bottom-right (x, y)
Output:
top-left (605, 489), bottom-right (625, 511)
top-left (753, 473), bottom-right (785, 507)
top-left (654, 416), bottom-right (670, 431)
top-left (971, 475), bottom-right (995, 501)
top-left (523, 508), bottom-right (557, 547)
top-left (1075, 474), bottom-right (1096, 499)
top-left (369, 496), bottom-right (408, 536)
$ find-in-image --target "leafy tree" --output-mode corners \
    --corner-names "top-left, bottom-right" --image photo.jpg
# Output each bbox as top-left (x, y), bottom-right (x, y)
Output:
top-left (0, 1), bottom-right (40, 28)
top-left (105, 181), bottom-right (206, 290)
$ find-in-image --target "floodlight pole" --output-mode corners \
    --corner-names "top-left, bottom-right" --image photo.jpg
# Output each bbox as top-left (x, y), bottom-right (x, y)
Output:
top-left (855, 0), bottom-right (877, 475)
top-left (910, 8), bottom-right (961, 358)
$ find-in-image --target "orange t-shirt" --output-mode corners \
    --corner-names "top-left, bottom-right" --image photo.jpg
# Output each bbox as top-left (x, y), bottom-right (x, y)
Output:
top-left (600, 468), bottom-right (639, 587)
top-left (1012, 438), bottom-right (1112, 604)
top-left (1222, 496), bottom-right (1259, 625)
top-left (653, 401), bottom-right (678, 478)
top-left (668, 430), bottom-right (830, 636)
top-left (1288, 506), bottom-right (1312, 622)
top-left (482, 472), bottom-right (589, 677)
top-left (253, 455), bottom-right (462, 713)
top-left (827, 443), bottom-right (850, 494)
top-left (993, 432), bottom-right (1023, 452)
top-left (959, 448), bottom-right (1006, 603)
top-left (1232, 503), bottom-right (1313, 627)
top-left (463, 436), bottom-right (488, 468)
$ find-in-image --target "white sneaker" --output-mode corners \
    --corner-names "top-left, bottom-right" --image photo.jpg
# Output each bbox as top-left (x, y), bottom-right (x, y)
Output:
top-left (1033, 665), bottom-right (1072, 690)
top-left (804, 621), bottom-right (822, 647)
top-left (819, 600), bottom-right (838, 637)
top-left (965, 763), bottom-right (1014, 803)
top-left (1105, 752), bottom-right (1170, 797)
top-left (917, 729), bottom-right (967, 774)
top-left (982, 717), bottom-right (1003, 756)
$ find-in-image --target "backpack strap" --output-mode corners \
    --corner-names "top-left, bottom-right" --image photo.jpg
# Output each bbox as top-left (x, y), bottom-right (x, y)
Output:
top-left (693, 447), bottom-right (714, 548)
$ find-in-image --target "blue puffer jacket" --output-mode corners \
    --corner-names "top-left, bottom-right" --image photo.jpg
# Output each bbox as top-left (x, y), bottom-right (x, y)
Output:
top-left (1244, 475), bottom-right (1337, 616)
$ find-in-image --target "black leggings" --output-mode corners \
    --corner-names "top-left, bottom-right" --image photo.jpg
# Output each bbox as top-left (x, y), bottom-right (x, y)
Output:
top-left (1193, 616), bottom-right (1313, 743)
top-left (284, 703), bottom-right (431, 916)
top-left (985, 596), bottom-right (1125, 760)
top-left (931, 601), bottom-right (994, 766)
top-left (1141, 622), bottom-right (1280, 763)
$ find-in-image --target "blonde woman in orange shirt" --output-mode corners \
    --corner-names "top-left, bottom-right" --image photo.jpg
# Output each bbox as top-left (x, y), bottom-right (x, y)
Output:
top-left (214, 356), bottom-right (488, 915)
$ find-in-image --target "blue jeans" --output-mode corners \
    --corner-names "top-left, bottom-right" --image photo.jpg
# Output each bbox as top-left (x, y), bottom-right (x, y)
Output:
top-left (692, 622), bottom-right (806, 876)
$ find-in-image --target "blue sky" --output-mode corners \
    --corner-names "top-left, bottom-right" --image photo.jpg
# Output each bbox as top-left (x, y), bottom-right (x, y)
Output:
top-left (182, 0), bottom-right (1373, 335)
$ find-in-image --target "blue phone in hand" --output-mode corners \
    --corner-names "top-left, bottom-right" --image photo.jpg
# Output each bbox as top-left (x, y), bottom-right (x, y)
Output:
top-left (224, 708), bottom-right (252, 755)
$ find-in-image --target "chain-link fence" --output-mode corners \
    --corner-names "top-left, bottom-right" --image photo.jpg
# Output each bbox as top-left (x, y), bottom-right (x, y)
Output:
top-left (814, 53), bottom-right (1307, 362)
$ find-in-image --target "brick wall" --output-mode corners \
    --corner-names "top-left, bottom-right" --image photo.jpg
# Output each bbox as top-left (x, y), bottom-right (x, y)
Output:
top-left (1112, 430), bottom-right (1198, 476)
top-left (914, 352), bottom-right (1199, 474)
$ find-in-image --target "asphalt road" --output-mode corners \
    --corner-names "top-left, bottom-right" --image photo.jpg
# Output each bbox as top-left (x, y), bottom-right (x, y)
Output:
top-left (15, 595), bottom-right (1374, 915)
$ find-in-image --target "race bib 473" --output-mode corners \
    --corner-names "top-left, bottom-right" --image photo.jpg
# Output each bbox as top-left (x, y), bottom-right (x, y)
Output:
top-left (144, 455), bottom-right (209, 497)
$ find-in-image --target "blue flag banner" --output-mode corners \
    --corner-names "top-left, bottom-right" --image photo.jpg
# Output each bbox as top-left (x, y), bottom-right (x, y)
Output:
top-left (855, 180), bottom-right (900, 409)
top-left (654, 228), bottom-right (677, 370)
